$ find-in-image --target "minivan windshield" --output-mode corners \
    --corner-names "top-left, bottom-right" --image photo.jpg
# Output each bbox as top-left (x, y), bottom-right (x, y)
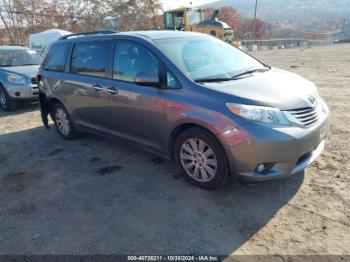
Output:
top-left (0, 49), bottom-right (42, 67)
top-left (155, 36), bottom-right (266, 82)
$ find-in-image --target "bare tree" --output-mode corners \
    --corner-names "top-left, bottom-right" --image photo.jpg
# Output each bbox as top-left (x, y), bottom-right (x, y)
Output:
top-left (0, 0), bottom-right (163, 45)
top-left (0, 0), bottom-right (26, 44)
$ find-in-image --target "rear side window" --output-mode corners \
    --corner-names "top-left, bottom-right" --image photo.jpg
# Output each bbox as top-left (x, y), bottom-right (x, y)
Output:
top-left (42, 44), bottom-right (70, 72)
top-left (70, 41), bottom-right (109, 77)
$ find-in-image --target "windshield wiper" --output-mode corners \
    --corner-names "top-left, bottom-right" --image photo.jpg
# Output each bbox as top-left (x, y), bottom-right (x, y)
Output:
top-left (194, 77), bottom-right (233, 83)
top-left (18, 64), bottom-right (40, 66)
top-left (194, 66), bottom-right (271, 83)
top-left (231, 67), bottom-right (271, 79)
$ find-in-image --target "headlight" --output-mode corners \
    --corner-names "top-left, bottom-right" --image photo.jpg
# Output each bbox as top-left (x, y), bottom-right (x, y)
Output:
top-left (226, 103), bottom-right (290, 125)
top-left (7, 74), bottom-right (27, 84)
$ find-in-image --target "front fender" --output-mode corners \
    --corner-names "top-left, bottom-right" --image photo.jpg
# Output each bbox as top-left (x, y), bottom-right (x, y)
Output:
top-left (162, 101), bottom-right (251, 180)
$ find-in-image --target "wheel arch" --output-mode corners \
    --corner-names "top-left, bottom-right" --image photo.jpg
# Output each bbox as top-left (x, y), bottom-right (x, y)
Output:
top-left (39, 93), bottom-right (65, 119)
top-left (48, 97), bottom-right (62, 107)
top-left (41, 95), bottom-right (65, 111)
top-left (0, 81), bottom-right (8, 91)
top-left (168, 122), bottom-right (237, 182)
top-left (168, 122), bottom-right (221, 158)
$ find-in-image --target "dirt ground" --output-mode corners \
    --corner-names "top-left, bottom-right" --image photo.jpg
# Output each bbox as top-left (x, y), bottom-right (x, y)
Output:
top-left (0, 44), bottom-right (349, 256)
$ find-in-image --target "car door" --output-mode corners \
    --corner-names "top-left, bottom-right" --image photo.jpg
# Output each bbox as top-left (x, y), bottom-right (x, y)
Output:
top-left (101, 40), bottom-right (167, 151)
top-left (39, 42), bottom-right (71, 102)
top-left (61, 40), bottom-right (113, 131)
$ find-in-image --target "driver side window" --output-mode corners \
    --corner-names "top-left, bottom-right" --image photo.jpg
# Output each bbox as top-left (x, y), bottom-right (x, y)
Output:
top-left (113, 41), bottom-right (159, 83)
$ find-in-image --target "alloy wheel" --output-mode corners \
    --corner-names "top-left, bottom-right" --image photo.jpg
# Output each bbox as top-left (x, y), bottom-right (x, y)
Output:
top-left (180, 138), bottom-right (218, 182)
top-left (0, 89), bottom-right (8, 109)
top-left (55, 108), bottom-right (70, 136)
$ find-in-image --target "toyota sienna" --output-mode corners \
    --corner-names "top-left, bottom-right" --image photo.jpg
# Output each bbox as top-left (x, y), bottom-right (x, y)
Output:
top-left (38, 30), bottom-right (329, 189)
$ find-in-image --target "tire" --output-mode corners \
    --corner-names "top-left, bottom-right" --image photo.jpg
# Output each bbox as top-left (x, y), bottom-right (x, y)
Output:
top-left (53, 102), bottom-right (78, 139)
top-left (0, 86), bottom-right (17, 111)
top-left (174, 127), bottom-right (229, 190)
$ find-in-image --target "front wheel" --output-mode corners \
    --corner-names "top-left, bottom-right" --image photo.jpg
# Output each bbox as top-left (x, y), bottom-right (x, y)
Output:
top-left (53, 103), bottom-right (78, 139)
top-left (0, 87), bottom-right (17, 111)
top-left (175, 127), bottom-right (229, 190)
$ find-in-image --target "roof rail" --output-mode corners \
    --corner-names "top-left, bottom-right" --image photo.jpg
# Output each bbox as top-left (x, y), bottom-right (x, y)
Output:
top-left (59, 30), bottom-right (118, 40)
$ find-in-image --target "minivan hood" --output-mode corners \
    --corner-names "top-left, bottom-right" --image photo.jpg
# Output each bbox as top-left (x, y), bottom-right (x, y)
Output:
top-left (202, 68), bottom-right (319, 110)
top-left (1, 65), bottom-right (39, 78)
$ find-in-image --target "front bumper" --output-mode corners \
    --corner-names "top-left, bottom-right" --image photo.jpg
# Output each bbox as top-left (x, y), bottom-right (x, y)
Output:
top-left (220, 111), bottom-right (329, 183)
top-left (238, 139), bottom-right (325, 182)
top-left (6, 82), bottom-right (39, 100)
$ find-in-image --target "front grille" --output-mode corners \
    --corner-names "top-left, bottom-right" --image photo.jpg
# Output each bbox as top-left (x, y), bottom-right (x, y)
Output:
top-left (287, 107), bottom-right (318, 127)
top-left (31, 76), bottom-right (39, 95)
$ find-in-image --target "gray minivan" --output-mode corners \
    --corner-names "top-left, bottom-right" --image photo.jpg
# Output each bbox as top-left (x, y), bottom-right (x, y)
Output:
top-left (38, 30), bottom-right (329, 189)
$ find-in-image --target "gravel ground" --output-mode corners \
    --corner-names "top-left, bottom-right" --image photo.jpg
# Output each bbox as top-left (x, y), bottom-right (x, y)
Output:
top-left (0, 44), bottom-right (349, 256)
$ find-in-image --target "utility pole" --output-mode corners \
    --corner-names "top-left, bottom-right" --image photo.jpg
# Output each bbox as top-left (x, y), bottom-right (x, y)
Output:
top-left (253, 0), bottom-right (258, 40)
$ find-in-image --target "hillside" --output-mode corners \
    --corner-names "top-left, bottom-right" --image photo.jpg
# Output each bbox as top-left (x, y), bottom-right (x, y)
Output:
top-left (201, 0), bottom-right (350, 21)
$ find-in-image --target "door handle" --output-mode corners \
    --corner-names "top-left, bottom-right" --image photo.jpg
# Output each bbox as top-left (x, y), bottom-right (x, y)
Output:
top-left (107, 86), bottom-right (118, 96)
top-left (92, 84), bottom-right (103, 92)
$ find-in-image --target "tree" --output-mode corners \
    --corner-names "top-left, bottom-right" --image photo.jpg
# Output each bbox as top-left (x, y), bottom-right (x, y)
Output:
top-left (0, 0), bottom-right (26, 44)
top-left (0, 0), bottom-right (163, 45)
top-left (236, 17), bottom-right (268, 39)
top-left (111, 0), bottom-right (162, 31)
top-left (0, 0), bottom-right (68, 44)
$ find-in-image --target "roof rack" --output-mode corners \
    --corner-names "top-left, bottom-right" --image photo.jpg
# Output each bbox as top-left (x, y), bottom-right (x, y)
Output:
top-left (59, 30), bottom-right (118, 40)
top-left (7, 44), bottom-right (25, 47)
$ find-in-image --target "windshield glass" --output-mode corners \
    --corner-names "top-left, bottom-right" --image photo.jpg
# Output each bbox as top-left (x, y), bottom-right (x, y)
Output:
top-left (174, 12), bottom-right (184, 30)
top-left (155, 36), bottom-right (264, 81)
top-left (164, 12), bottom-right (174, 29)
top-left (0, 49), bottom-right (42, 67)
top-left (188, 10), bottom-right (202, 25)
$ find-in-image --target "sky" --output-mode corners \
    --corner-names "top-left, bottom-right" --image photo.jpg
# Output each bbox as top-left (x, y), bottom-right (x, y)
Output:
top-left (161, 0), bottom-right (217, 10)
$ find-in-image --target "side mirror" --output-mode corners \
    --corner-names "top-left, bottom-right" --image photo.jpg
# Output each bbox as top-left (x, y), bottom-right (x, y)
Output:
top-left (134, 70), bottom-right (160, 87)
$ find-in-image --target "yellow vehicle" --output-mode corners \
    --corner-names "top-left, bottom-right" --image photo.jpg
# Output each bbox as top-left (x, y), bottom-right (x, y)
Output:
top-left (163, 7), bottom-right (235, 44)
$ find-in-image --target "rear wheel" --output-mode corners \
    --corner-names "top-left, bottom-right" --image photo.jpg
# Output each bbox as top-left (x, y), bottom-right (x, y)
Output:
top-left (175, 127), bottom-right (229, 190)
top-left (0, 86), bottom-right (17, 111)
top-left (53, 103), bottom-right (78, 139)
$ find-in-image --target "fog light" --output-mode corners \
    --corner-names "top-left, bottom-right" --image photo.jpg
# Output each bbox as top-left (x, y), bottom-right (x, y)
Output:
top-left (256, 164), bottom-right (265, 173)
top-left (256, 163), bottom-right (275, 174)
